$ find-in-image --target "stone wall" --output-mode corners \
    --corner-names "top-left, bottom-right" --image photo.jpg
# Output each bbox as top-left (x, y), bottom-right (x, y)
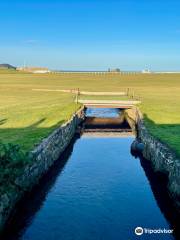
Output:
top-left (0, 107), bottom-right (85, 233)
top-left (125, 107), bottom-right (180, 208)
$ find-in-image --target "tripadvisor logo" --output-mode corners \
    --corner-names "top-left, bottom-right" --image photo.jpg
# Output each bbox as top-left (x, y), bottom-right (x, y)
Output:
top-left (135, 226), bottom-right (173, 236)
top-left (135, 227), bottom-right (144, 236)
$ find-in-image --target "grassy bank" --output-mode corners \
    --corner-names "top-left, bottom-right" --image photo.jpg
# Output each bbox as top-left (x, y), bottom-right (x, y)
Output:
top-left (0, 72), bottom-right (180, 156)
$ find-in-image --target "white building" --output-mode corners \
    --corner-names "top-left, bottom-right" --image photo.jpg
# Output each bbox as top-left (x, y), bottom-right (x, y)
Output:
top-left (142, 69), bottom-right (151, 74)
top-left (17, 67), bottom-right (50, 73)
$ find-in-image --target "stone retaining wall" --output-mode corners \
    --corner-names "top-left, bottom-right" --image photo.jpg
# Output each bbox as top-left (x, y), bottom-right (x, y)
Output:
top-left (0, 107), bottom-right (85, 232)
top-left (125, 107), bottom-right (180, 208)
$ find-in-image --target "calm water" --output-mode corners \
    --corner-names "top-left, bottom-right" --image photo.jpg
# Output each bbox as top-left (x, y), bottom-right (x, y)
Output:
top-left (3, 108), bottom-right (179, 240)
top-left (4, 136), bottom-right (178, 240)
top-left (85, 108), bottom-right (120, 118)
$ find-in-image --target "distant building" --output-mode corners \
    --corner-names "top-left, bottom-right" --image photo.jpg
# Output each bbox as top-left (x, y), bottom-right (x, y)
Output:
top-left (108, 68), bottom-right (121, 72)
top-left (142, 69), bottom-right (151, 74)
top-left (0, 63), bottom-right (16, 70)
top-left (17, 67), bottom-right (50, 73)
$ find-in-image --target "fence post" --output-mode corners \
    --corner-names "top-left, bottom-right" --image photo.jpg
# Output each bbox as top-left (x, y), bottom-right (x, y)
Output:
top-left (132, 91), bottom-right (134, 99)
top-left (75, 88), bottom-right (79, 104)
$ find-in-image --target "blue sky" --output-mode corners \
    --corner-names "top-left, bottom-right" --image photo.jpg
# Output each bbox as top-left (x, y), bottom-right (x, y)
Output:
top-left (0, 0), bottom-right (180, 70)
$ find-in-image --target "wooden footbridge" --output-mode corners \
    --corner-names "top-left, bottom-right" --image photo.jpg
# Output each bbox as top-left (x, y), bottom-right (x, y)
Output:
top-left (77, 100), bottom-right (141, 109)
top-left (32, 89), bottom-right (141, 108)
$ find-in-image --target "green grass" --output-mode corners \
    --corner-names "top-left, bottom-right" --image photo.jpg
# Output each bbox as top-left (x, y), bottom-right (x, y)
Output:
top-left (0, 69), bottom-right (17, 74)
top-left (0, 74), bottom-right (81, 151)
top-left (0, 72), bottom-right (180, 157)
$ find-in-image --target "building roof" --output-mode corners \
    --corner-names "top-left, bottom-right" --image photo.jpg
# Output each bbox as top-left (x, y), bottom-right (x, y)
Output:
top-left (0, 64), bottom-right (16, 69)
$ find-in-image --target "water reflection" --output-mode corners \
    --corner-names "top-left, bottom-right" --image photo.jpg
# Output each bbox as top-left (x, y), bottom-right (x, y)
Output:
top-left (2, 135), bottom-right (179, 240)
top-left (85, 108), bottom-right (120, 118)
top-left (84, 108), bottom-right (130, 130)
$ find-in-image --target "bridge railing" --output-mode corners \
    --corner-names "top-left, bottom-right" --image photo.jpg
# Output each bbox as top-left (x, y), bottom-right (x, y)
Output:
top-left (74, 88), bottom-right (142, 104)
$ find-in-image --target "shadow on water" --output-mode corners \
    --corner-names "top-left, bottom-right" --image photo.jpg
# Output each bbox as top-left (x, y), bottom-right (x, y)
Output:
top-left (1, 109), bottom-right (180, 240)
top-left (139, 156), bottom-right (180, 239)
top-left (2, 135), bottom-right (80, 240)
top-left (2, 138), bottom-right (180, 240)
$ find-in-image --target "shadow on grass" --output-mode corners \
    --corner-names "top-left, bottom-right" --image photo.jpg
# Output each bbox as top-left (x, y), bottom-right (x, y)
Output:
top-left (1, 135), bottom-right (79, 240)
top-left (136, 114), bottom-right (180, 238)
top-left (142, 114), bottom-right (180, 158)
top-left (1, 116), bottom-right (180, 239)
top-left (0, 118), bottom-right (65, 152)
top-left (0, 119), bottom-right (7, 126)
top-left (0, 118), bottom-right (66, 202)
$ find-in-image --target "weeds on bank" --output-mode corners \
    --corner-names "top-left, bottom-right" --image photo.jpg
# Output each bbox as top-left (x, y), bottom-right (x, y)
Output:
top-left (0, 142), bottom-right (30, 194)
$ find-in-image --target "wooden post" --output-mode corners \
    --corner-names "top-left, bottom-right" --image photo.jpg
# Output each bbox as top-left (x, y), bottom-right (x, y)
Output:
top-left (75, 89), bottom-right (79, 104)
top-left (132, 91), bottom-right (134, 99)
top-left (76, 88), bottom-right (80, 104)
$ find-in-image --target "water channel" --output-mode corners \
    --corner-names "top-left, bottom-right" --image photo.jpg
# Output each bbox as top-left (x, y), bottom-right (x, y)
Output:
top-left (3, 108), bottom-right (179, 240)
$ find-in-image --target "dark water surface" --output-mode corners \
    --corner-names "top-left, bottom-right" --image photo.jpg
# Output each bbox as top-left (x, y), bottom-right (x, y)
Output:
top-left (4, 135), bottom-right (179, 240)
